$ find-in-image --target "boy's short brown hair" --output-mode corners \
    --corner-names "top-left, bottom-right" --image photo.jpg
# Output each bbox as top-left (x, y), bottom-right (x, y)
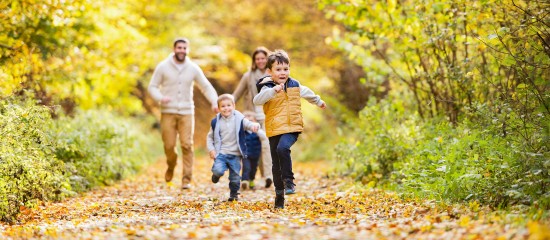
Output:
top-left (266, 49), bottom-right (290, 70)
top-left (217, 93), bottom-right (235, 106)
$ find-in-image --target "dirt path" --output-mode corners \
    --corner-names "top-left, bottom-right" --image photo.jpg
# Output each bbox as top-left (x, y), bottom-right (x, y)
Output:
top-left (1, 157), bottom-right (536, 239)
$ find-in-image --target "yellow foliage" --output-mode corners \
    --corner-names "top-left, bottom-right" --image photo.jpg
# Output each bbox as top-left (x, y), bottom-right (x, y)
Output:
top-left (527, 221), bottom-right (550, 240)
top-left (459, 216), bottom-right (471, 228)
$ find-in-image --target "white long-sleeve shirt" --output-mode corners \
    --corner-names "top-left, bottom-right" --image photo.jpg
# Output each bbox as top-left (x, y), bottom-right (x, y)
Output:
top-left (253, 78), bottom-right (324, 107)
top-left (148, 54), bottom-right (218, 115)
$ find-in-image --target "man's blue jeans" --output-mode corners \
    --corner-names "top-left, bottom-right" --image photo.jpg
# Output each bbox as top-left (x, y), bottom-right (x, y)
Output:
top-left (211, 153), bottom-right (241, 194)
top-left (269, 133), bottom-right (299, 191)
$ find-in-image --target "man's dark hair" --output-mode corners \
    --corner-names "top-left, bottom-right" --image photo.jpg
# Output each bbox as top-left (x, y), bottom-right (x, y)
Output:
top-left (173, 37), bottom-right (189, 47)
top-left (266, 49), bottom-right (290, 70)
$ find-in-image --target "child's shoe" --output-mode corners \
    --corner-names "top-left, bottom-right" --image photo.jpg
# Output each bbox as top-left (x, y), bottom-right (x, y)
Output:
top-left (241, 180), bottom-right (249, 190)
top-left (249, 180), bottom-right (255, 190)
top-left (265, 178), bottom-right (273, 188)
top-left (274, 190), bottom-right (285, 209)
top-left (284, 179), bottom-right (296, 195)
top-left (211, 174), bottom-right (220, 183)
top-left (228, 192), bottom-right (239, 202)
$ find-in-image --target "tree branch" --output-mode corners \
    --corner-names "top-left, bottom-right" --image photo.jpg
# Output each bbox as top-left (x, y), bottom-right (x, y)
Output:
top-left (0, 43), bottom-right (14, 50)
top-left (511, 0), bottom-right (550, 29)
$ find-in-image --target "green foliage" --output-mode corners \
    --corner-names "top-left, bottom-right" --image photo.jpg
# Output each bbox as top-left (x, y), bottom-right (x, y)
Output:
top-left (51, 110), bottom-right (159, 192)
top-left (0, 100), bottom-right (68, 222)
top-left (322, 0), bottom-right (549, 210)
top-left (0, 100), bottom-right (161, 222)
top-left (319, 0), bottom-right (549, 124)
top-left (336, 97), bottom-right (550, 209)
top-left (334, 96), bottom-right (418, 183)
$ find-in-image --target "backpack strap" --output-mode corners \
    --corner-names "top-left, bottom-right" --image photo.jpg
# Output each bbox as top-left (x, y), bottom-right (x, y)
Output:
top-left (211, 117), bottom-right (217, 131)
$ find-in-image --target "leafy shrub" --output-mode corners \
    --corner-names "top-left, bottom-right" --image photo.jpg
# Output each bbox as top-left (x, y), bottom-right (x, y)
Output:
top-left (51, 110), bottom-right (159, 192)
top-left (0, 101), bottom-right (69, 222)
top-left (335, 97), bottom-right (417, 183)
top-left (0, 100), bottom-right (161, 222)
top-left (336, 97), bottom-right (550, 209)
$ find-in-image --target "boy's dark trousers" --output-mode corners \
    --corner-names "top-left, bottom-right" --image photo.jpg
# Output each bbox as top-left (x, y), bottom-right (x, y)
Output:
top-left (242, 156), bottom-right (260, 181)
top-left (268, 133), bottom-right (300, 191)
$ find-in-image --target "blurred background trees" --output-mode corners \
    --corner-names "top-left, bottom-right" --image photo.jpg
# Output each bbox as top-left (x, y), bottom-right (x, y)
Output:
top-left (0, 0), bottom-right (367, 155)
top-left (1, 0), bottom-right (548, 219)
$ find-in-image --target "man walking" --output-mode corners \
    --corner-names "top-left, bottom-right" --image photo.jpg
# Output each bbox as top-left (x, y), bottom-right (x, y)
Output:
top-left (148, 38), bottom-right (218, 189)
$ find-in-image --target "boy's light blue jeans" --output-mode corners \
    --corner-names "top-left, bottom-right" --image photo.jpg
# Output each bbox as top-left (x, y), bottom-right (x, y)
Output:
top-left (211, 153), bottom-right (241, 194)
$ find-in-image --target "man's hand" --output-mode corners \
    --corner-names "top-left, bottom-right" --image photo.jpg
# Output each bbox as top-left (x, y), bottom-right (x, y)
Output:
top-left (209, 150), bottom-right (216, 160)
top-left (161, 96), bottom-right (172, 104)
top-left (211, 105), bottom-right (219, 113)
top-left (319, 102), bottom-right (327, 109)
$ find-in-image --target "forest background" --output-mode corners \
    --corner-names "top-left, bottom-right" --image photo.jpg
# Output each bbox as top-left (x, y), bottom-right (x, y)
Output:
top-left (0, 0), bottom-right (548, 223)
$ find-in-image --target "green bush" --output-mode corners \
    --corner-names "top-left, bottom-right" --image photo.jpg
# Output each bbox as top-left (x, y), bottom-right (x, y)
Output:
top-left (335, 97), bottom-right (417, 183)
top-left (52, 110), bottom-right (159, 192)
top-left (0, 101), bottom-right (69, 222)
top-left (336, 97), bottom-right (550, 209)
top-left (0, 100), bottom-right (161, 222)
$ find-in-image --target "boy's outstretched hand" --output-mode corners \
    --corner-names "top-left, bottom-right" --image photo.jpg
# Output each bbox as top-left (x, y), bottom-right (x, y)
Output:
top-left (209, 150), bottom-right (216, 160)
top-left (250, 123), bottom-right (260, 133)
top-left (319, 102), bottom-right (327, 109)
top-left (274, 83), bottom-right (284, 93)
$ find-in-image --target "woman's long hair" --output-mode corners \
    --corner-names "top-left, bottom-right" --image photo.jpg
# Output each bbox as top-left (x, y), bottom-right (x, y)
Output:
top-left (251, 46), bottom-right (270, 71)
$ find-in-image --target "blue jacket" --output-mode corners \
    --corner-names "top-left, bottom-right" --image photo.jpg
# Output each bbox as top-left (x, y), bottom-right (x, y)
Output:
top-left (245, 131), bottom-right (261, 159)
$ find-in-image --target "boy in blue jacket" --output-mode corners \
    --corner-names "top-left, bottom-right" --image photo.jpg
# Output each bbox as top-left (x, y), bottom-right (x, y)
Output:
top-left (240, 111), bottom-right (264, 190)
top-left (207, 94), bottom-right (260, 201)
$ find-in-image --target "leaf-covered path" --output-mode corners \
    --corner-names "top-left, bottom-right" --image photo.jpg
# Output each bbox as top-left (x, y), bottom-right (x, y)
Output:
top-left (1, 157), bottom-right (538, 239)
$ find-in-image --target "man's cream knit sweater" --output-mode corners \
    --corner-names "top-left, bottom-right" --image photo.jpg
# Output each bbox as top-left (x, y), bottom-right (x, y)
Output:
top-left (148, 54), bottom-right (218, 115)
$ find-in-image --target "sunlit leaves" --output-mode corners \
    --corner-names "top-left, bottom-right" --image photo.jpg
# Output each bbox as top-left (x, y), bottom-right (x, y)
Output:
top-left (1, 0), bottom-right (184, 114)
top-left (0, 100), bottom-right (161, 222)
top-left (0, 159), bottom-right (539, 238)
top-left (320, 0), bottom-right (549, 125)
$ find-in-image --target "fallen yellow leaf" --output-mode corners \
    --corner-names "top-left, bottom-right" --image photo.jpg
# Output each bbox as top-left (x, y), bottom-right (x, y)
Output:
top-left (459, 216), bottom-right (471, 228)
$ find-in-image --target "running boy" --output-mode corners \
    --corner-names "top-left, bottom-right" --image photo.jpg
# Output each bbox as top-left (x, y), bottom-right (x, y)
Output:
top-left (207, 94), bottom-right (260, 201)
top-left (253, 50), bottom-right (327, 209)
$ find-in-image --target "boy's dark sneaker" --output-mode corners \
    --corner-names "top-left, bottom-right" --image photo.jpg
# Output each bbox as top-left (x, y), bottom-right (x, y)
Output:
top-left (211, 174), bottom-right (220, 183)
top-left (284, 179), bottom-right (296, 195)
top-left (265, 178), bottom-right (273, 188)
top-left (228, 192), bottom-right (239, 202)
top-left (275, 190), bottom-right (285, 209)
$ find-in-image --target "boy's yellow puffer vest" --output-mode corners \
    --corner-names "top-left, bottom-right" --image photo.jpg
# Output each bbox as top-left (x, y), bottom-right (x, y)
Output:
top-left (262, 79), bottom-right (303, 137)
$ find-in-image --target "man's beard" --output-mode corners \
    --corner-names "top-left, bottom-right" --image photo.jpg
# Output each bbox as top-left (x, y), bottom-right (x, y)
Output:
top-left (175, 53), bottom-right (186, 62)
